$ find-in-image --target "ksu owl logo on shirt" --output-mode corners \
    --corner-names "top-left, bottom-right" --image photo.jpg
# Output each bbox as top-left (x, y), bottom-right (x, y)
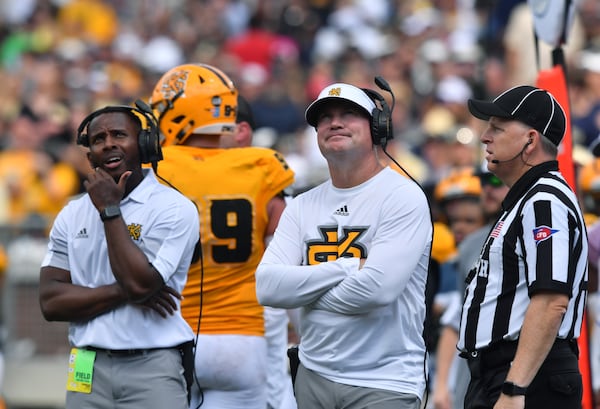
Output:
top-left (127, 223), bottom-right (142, 241)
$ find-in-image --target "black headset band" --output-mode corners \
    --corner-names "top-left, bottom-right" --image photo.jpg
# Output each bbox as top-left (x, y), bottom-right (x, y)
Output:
top-left (77, 105), bottom-right (146, 141)
top-left (76, 101), bottom-right (163, 164)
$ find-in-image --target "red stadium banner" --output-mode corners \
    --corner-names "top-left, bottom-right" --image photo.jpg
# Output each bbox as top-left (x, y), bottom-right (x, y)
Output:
top-left (536, 65), bottom-right (575, 189)
top-left (537, 61), bottom-right (593, 409)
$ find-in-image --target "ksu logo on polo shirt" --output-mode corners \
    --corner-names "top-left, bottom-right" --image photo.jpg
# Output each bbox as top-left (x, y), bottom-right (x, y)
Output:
top-left (533, 225), bottom-right (559, 245)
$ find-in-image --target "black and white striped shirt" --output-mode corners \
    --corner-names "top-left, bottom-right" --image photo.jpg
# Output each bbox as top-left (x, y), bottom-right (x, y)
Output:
top-left (458, 161), bottom-right (588, 352)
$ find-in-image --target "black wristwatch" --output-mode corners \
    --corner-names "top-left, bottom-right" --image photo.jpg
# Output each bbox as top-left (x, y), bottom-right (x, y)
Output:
top-left (100, 205), bottom-right (121, 221)
top-left (502, 381), bottom-right (528, 396)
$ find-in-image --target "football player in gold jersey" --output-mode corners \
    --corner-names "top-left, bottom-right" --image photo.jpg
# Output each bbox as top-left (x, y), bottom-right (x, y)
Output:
top-left (149, 63), bottom-right (295, 409)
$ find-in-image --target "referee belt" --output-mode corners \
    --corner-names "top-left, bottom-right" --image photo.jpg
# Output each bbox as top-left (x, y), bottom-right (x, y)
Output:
top-left (459, 338), bottom-right (578, 369)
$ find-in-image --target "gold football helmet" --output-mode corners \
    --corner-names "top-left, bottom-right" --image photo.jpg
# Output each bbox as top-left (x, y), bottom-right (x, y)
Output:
top-left (434, 167), bottom-right (482, 203)
top-left (579, 158), bottom-right (600, 197)
top-left (150, 63), bottom-right (238, 146)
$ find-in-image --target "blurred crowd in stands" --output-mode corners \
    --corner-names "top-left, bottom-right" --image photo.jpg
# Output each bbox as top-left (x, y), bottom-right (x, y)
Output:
top-left (2, 0), bottom-right (600, 406)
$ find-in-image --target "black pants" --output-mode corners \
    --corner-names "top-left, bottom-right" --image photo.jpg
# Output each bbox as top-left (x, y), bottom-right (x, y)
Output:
top-left (462, 339), bottom-right (582, 409)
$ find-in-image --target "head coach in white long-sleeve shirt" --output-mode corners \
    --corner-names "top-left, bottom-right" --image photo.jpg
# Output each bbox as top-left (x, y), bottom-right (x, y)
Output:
top-left (256, 81), bottom-right (433, 409)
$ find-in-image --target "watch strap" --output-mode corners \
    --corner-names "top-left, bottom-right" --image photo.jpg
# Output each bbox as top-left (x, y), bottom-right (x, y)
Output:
top-left (502, 381), bottom-right (527, 396)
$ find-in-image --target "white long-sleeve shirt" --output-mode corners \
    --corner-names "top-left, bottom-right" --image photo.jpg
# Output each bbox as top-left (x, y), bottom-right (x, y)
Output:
top-left (256, 167), bottom-right (432, 398)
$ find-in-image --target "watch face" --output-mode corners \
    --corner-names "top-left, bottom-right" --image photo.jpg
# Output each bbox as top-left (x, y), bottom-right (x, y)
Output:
top-left (101, 206), bottom-right (121, 220)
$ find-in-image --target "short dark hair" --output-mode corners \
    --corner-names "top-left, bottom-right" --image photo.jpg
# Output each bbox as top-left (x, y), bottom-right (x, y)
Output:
top-left (236, 95), bottom-right (256, 130)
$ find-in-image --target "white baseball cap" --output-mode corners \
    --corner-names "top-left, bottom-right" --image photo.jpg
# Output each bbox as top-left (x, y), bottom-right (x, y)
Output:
top-left (305, 83), bottom-right (376, 127)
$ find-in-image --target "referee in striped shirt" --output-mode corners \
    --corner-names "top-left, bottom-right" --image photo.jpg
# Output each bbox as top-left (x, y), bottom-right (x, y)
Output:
top-left (457, 85), bottom-right (588, 409)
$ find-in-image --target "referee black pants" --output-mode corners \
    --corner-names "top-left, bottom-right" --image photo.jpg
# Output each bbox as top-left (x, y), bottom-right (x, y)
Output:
top-left (462, 339), bottom-right (582, 409)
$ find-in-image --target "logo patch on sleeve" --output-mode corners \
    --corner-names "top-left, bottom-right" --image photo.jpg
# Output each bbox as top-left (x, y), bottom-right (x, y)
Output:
top-left (532, 225), bottom-right (558, 245)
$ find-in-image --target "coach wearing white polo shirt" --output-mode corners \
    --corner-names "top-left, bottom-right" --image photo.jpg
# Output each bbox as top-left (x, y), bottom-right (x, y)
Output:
top-left (39, 104), bottom-right (199, 409)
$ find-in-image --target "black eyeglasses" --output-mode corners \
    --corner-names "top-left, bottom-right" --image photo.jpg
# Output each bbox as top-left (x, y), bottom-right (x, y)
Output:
top-left (480, 173), bottom-right (504, 188)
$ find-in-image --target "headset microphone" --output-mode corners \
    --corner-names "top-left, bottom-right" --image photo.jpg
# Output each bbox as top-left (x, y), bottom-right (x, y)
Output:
top-left (374, 76), bottom-right (395, 115)
top-left (490, 140), bottom-right (531, 164)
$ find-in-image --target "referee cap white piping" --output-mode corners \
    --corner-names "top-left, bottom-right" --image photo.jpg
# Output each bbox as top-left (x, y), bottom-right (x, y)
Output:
top-left (467, 85), bottom-right (566, 146)
top-left (305, 83), bottom-right (376, 127)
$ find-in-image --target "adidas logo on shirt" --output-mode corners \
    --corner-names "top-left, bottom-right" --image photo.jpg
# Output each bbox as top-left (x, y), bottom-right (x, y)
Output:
top-left (76, 228), bottom-right (88, 239)
top-left (334, 205), bottom-right (349, 216)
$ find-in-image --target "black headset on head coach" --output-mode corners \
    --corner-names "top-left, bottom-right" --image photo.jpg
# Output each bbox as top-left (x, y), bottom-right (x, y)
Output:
top-left (362, 76), bottom-right (395, 148)
top-left (76, 99), bottom-right (163, 165)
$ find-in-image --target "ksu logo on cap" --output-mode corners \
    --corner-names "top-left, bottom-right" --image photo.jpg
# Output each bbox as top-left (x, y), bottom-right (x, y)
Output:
top-left (532, 225), bottom-right (558, 245)
top-left (328, 87), bottom-right (341, 97)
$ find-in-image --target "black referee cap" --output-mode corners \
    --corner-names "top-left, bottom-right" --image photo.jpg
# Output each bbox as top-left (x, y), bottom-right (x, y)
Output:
top-left (468, 85), bottom-right (566, 146)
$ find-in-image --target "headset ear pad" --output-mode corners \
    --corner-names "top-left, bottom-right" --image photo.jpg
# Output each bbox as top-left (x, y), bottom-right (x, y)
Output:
top-left (361, 88), bottom-right (393, 146)
top-left (138, 126), bottom-right (151, 163)
top-left (76, 111), bottom-right (96, 147)
top-left (137, 122), bottom-right (163, 164)
top-left (77, 130), bottom-right (89, 147)
top-left (370, 107), bottom-right (390, 146)
top-left (134, 99), bottom-right (163, 164)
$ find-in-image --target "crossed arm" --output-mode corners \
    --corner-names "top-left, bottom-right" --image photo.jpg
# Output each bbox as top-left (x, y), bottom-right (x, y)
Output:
top-left (39, 265), bottom-right (179, 322)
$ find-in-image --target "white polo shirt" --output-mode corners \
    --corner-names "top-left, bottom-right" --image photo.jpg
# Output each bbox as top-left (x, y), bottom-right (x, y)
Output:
top-left (41, 169), bottom-right (198, 349)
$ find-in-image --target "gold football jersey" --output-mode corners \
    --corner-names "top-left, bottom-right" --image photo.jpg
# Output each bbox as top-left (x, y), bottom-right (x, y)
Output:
top-left (156, 145), bottom-right (294, 335)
